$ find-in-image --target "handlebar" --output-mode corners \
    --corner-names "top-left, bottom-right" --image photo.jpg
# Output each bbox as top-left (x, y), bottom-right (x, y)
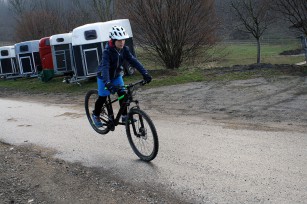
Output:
top-left (126, 80), bottom-right (147, 88)
top-left (104, 80), bottom-right (147, 92)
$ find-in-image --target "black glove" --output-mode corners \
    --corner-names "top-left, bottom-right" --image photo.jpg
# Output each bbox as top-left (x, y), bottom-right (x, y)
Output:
top-left (143, 73), bottom-right (152, 84)
top-left (105, 82), bottom-right (117, 94)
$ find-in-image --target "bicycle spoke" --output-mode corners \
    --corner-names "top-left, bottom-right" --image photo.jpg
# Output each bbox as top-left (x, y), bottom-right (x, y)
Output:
top-left (85, 90), bottom-right (110, 134)
top-left (133, 124), bottom-right (154, 156)
top-left (126, 109), bottom-right (159, 161)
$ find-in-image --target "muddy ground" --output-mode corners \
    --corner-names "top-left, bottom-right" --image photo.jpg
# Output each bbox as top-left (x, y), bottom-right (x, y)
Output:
top-left (1, 64), bottom-right (307, 203)
top-left (0, 142), bottom-right (183, 204)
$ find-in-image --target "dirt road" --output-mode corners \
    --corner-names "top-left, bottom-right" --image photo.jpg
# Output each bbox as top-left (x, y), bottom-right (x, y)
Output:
top-left (1, 74), bottom-right (307, 203)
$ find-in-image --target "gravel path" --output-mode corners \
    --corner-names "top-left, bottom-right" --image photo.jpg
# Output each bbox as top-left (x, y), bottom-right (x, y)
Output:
top-left (0, 66), bottom-right (306, 203)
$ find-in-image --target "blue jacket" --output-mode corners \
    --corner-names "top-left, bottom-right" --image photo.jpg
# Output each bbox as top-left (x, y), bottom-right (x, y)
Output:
top-left (97, 42), bottom-right (148, 83)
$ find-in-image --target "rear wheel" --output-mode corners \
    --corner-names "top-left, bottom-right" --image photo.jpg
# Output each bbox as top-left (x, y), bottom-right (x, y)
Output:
top-left (85, 89), bottom-right (110, 134)
top-left (126, 108), bottom-right (159, 161)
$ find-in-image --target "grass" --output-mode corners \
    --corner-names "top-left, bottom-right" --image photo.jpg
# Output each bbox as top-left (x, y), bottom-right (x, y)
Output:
top-left (207, 42), bottom-right (305, 67)
top-left (209, 69), bottom-right (282, 81)
top-left (1, 65), bottom-right (306, 95)
top-left (0, 77), bottom-right (95, 94)
top-left (134, 41), bottom-right (306, 68)
top-left (0, 41), bottom-right (306, 94)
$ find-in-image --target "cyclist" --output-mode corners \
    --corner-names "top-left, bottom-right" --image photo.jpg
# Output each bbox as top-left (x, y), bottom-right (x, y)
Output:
top-left (92, 25), bottom-right (152, 127)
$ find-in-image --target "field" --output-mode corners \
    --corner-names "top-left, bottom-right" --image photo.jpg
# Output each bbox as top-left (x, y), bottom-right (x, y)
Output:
top-left (137, 40), bottom-right (305, 68)
top-left (215, 41), bottom-right (305, 66)
top-left (0, 41), bottom-right (306, 93)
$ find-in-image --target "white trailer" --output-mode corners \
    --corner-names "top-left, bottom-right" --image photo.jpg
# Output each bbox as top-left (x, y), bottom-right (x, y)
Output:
top-left (0, 46), bottom-right (19, 79)
top-left (71, 19), bottom-right (135, 83)
top-left (50, 33), bottom-right (74, 75)
top-left (14, 40), bottom-right (41, 77)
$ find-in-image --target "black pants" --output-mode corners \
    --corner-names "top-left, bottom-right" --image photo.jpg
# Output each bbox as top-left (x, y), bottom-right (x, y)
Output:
top-left (94, 91), bottom-right (127, 116)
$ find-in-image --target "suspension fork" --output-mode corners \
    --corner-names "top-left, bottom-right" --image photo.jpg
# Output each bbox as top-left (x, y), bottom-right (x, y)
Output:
top-left (129, 105), bottom-right (146, 137)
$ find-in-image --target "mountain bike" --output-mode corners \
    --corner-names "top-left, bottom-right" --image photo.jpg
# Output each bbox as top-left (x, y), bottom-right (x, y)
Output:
top-left (85, 80), bottom-right (159, 162)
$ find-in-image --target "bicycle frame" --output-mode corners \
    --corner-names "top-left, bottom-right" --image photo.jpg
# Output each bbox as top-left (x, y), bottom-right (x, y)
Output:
top-left (104, 94), bottom-right (128, 127)
top-left (101, 81), bottom-right (141, 130)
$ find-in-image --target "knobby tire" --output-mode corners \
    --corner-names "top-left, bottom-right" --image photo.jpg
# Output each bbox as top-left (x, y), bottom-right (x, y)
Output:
top-left (126, 108), bottom-right (159, 162)
top-left (85, 89), bottom-right (110, 135)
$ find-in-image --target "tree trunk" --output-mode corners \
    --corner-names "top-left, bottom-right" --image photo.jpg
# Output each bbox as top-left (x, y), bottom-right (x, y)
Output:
top-left (257, 38), bottom-right (261, 64)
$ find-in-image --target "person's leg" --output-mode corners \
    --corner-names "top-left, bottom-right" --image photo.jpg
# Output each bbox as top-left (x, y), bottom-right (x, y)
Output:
top-left (118, 90), bottom-right (127, 115)
top-left (94, 77), bottom-right (110, 116)
top-left (94, 96), bottom-right (106, 116)
top-left (112, 76), bottom-right (128, 116)
top-left (92, 78), bottom-right (110, 127)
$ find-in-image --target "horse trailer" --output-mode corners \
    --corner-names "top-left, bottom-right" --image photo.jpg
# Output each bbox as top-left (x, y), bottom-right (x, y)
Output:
top-left (14, 40), bottom-right (41, 77)
top-left (50, 33), bottom-right (74, 76)
top-left (39, 37), bottom-right (54, 82)
top-left (0, 46), bottom-right (19, 79)
top-left (71, 19), bottom-right (135, 83)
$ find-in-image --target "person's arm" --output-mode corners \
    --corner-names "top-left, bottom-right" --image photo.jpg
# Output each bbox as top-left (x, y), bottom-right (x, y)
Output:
top-left (124, 46), bottom-right (148, 76)
top-left (97, 49), bottom-right (111, 83)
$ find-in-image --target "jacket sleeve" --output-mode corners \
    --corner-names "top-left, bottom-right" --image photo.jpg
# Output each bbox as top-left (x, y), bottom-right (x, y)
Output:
top-left (124, 46), bottom-right (148, 76)
top-left (97, 49), bottom-right (111, 83)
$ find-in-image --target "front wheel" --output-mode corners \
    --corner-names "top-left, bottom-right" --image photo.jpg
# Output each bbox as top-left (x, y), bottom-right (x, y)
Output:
top-left (85, 89), bottom-right (110, 134)
top-left (126, 108), bottom-right (159, 162)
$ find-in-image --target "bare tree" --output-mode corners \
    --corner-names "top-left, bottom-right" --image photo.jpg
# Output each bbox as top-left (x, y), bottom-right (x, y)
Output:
top-left (231, 0), bottom-right (274, 64)
top-left (120, 0), bottom-right (218, 69)
top-left (14, 11), bottom-right (63, 41)
top-left (92, 0), bottom-right (114, 21)
top-left (272, 0), bottom-right (307, 36)
top-left (7, 0), bottom-right (82, 41)
top-left (0, 0), bottom-right (11, 42)
top-left (72, 0), bottom-right (115, 22)
top-left (8, 0), bottom-right (36, 18)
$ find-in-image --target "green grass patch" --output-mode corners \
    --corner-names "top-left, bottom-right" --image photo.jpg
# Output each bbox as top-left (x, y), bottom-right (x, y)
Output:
top-left (210, 69), bottom-right (284, 81)
top-left (209, 42), bottom-right (305, 67)
top-left (0, 77), bottom-right (96, 94)
top-left (0, 69), bottom-right (207, 94)
top-left (135, 41), bottom-right (305, 69)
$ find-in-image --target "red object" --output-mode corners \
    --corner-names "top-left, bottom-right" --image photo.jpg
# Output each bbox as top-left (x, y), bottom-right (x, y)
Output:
top-left (108, 40), bottom-right (115, 48)
top-left (39, 37), bottom-right (54, 70)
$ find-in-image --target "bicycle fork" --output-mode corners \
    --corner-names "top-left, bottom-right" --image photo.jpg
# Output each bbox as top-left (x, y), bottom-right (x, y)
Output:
top-left (129, 107), bottom-right (147, 138)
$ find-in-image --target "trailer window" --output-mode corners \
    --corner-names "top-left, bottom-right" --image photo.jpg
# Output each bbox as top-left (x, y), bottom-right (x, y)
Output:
top-left (84, 30), bottom-right (97, 40)
top-left (1, 50), bottom-right (9, 56)
top-left (20, 45), bottom-right (29, 52)
top-left (56, 38), bottom-right (64, 43)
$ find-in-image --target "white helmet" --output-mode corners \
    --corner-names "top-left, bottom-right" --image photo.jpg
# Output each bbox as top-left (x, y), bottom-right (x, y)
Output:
top-left (109, 25), bottom-right (129, 40)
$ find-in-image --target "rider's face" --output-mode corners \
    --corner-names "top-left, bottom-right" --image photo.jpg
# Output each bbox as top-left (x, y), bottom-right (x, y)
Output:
top-left (115, 39), bottom-right (125, 49)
